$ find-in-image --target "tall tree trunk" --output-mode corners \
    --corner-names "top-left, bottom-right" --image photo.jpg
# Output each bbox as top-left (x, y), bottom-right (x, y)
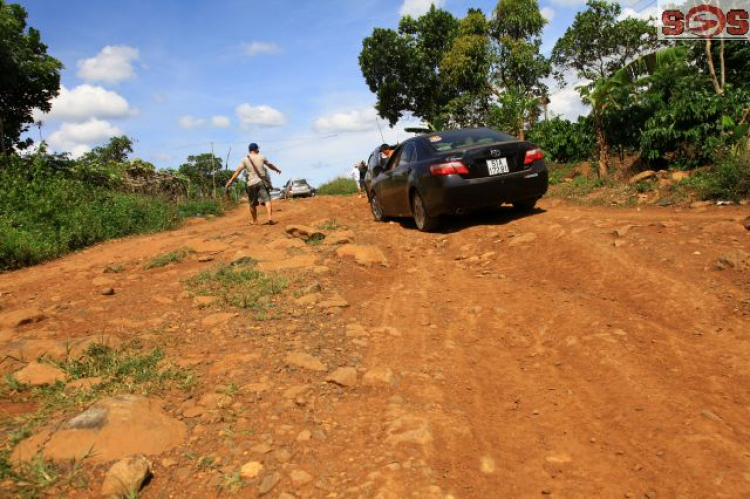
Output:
top-left (595, 116), bottom-right (609, 178)
top-left (706, 39), bottom-right (725, 95)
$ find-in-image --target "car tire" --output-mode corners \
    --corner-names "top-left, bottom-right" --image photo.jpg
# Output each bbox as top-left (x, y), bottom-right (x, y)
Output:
top-left (512, 198), bottom-right (537, 212)
top-left (411, 191), bottom-right (439, 232)
top-left (370, 192), bottom-right (386, 222)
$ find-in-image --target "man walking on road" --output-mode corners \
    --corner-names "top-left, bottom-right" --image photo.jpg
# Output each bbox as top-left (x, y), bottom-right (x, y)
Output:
top-left (225, 143), bottom-right (282, 225)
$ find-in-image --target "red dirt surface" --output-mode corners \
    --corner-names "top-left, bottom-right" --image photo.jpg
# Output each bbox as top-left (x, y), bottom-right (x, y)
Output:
top-left (1, 195), bottom-right (748, 498)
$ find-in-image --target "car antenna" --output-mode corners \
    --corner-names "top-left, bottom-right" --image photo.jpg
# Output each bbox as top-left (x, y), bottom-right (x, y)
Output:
top-left (375, 118), bottom-right (385, 143)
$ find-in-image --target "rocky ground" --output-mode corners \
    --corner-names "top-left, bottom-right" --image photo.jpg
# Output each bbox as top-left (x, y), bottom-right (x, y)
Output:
top-left (0, 194), bottom-right (748, 498)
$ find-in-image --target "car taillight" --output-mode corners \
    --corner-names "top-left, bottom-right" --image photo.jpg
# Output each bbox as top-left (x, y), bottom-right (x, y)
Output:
top-left (429, 161), bottom-right (469, 175)
top-left (524, 148), bottom-right (544, 165)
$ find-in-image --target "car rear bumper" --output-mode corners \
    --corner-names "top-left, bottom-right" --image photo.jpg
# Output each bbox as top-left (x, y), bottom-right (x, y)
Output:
top-left (422, 162), bottom-right (548, 215)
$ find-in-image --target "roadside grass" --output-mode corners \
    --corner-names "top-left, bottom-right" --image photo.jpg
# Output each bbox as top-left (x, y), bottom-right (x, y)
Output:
top-left (0, 341), bottom-right (193, 497)
top-left (315, 219), bottom-right (345, 231)
top-left (186, 264), bottom-right (287, 312)
top-left (548, 175), bottom-right (608, 200)
top-left (316, 177), bottom-right (358, 196)
top-left (681, 152), bottom-right (750, 201)
top-left (143, 248), bottom-right (194, 269)
top-left (178, 198), bottom-right (227, 218)
top-left (547, 163), bottom-right (577, 185)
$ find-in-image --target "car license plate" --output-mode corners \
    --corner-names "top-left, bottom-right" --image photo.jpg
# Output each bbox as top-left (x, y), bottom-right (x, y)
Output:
top-left (486, 158), bottom-right (509, 175)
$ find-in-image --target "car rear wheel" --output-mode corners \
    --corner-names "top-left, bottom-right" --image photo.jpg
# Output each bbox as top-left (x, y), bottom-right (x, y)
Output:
top-left (411, 191), bottom-right (439, 232)
top-left (512, 198), bottom-right (537, 212)
top-left (370, 192), bottom-right (386, 222)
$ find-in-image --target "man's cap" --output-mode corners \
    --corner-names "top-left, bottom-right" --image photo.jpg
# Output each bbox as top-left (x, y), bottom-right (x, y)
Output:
top-left (248, 143), bottom-right (259, 152)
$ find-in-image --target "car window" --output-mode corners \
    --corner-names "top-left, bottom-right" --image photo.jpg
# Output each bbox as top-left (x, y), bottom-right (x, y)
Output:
top-left (423, 128), bottom-right (516, 153)
top-left (398, 143), bottom-right (416, 168)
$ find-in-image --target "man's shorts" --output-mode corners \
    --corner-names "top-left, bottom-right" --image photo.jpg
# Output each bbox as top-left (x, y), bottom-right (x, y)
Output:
top-left (246, 182), bottom-right (271, 207)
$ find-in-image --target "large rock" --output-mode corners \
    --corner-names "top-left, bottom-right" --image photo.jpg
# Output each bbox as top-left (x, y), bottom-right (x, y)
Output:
top-left (714, 250), bottom-right (750, 271)
top-left (0, 308), bottom-right (45, 329)
top-left (335, 244), bottom-right (388, 266)
top-left (323, 230), bottom-right (356, 246)
top-left (12, 395), bottom-right (187, 464)
top-left (629, 170), bottom-right (657, 184)
top-left (267, 238), bottom-right (306, 250)
top-left (508, 233), bottom-right (537, 247)
top-left (285, 352), bottom-right (327, 372)
top-left (101, 455), bottom-right (151, 497)
top-left (285, 225), bottom-right (324, 241)
top-left (13, 362), bottom-right (66, 386)
top-left (2, 340), bottom-right (68, 362)
top-left (326, 367), bottom-right (358, 387)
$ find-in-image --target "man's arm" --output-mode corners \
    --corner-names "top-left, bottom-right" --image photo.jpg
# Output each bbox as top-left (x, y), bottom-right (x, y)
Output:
top-left (225, 164), bottom-right (245, 188)
top-left (264, 160), bottom-right (282, 175)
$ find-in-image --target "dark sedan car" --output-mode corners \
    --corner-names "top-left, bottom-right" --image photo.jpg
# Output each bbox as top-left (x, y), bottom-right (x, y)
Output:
top-left (367, 127), bottom-right (548, 231)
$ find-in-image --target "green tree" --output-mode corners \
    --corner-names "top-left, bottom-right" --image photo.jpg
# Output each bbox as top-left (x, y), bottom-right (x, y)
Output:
top-left (551, 0), bottom-right (658, 176)
top-left (178, 153), bottom-right (223, 197)
top-left (0, 1), bottom-right (63, 156)
top-left (80, 135), bottom-right (134, 165)
top-left (359, 6), bottom-right (459, 127)
top-left (489, 0), bottom-right (550, 139)
top-left (439, 9), bottom-right (493, 128)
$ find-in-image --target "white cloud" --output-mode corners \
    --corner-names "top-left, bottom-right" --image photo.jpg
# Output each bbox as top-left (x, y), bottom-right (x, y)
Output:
top-left (547, 85), bottom-right (590, 121)
top-left (399, 0), bottom-right (445, 17)
top-left (211, 115), bottom-right (231, 128)
top-left (48, 118), bottom-right (123, 158)
top-left (618, 5), bottom-right (660, 23)
top-left (34, 84), bottom-right (135, 122)
top-left (236, 103), bottom-right (287, 128)
top-left (77, 45), bottom-right (140, 84)
top-left (549, 0), bottom-right (586, 6)
top-left (177, 115), bottom-right (206, 129)
top-left (242, 41), bottom-right (281, 57)
top-left (313, 107), bottom-right (380, 134)
top-left (541, 7), bottom-right (555, 22)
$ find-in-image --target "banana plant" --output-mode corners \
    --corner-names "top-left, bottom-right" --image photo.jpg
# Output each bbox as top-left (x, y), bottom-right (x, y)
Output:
top-left (577, 47), bottom-right (688, 177)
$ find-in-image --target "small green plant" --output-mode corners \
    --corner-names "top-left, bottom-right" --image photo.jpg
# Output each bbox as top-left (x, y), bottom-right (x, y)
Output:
top-left (547, 163), bottom-right (577, 185)
top-left (144, 248), bottom-right (194, 269)
top-left (219, 472), bottom-right (244, 494)
top-left (305, 233), bottom-right (325, 246)
top-left (187, 264), bottom-right (287, 310)
top-left (315, 177), bottom-right (358, 196)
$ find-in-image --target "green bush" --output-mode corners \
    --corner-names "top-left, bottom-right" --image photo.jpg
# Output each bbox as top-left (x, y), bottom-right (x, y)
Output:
top-left (684, 152), bottom-right (750, 201)
top-left (528, 117), bottom-right (595, 164)
top-left (0, 156), bottom-right (179, 270)
top-left (316, 177), bottom-right (358, 196)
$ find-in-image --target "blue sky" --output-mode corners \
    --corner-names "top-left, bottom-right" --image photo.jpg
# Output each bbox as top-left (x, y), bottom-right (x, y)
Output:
top-left (20, 0), bottom-right (657, 185)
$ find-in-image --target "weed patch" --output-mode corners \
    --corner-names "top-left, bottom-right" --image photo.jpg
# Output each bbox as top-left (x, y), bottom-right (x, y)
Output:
top-left (144, 248), bottom-right (194, 269)
top-left (187, 264), bottom-right (287, 310)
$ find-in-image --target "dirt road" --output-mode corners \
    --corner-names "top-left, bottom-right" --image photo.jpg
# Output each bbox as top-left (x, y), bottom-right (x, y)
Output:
top-left (1, 195), bottom-right (749, 498)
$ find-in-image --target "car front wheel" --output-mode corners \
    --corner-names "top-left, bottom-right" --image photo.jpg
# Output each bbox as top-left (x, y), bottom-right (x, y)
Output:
top-left (411, 191), bottom-right (439, 232)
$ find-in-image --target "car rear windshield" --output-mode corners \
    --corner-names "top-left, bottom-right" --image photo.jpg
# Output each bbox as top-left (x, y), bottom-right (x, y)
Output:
top-left (293, 180), bottom-right (307, 185)
top-left (423, 129), bottom-right (517, 153)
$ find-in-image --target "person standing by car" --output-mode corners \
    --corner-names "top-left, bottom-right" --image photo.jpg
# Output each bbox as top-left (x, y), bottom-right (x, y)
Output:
top-left (350, 163), bottom-right (364, 198)
top-left (357, 160), bottom-right (367, 198)
top-left (225, 143), bottom-right (282, 225)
